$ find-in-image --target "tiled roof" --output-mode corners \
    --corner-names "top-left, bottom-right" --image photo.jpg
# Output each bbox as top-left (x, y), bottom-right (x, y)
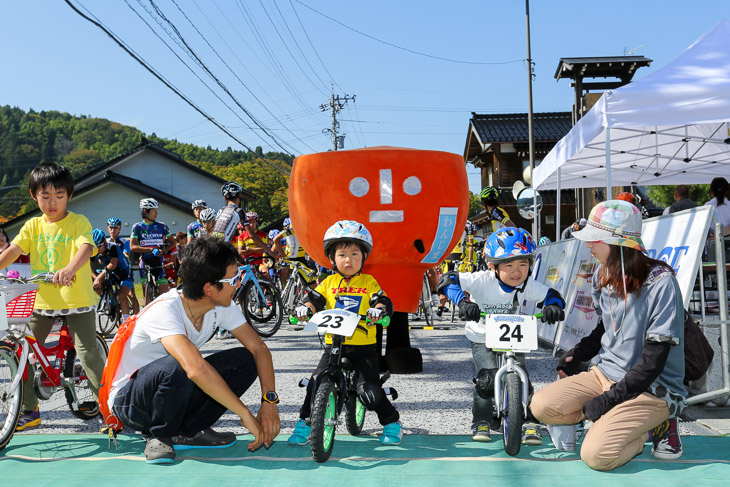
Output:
top-left (470, 112), bottom-right (572, 144)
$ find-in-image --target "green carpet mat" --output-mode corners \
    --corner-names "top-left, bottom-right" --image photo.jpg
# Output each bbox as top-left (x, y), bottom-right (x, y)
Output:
top-left (1, 434), bottom-right (728, 486)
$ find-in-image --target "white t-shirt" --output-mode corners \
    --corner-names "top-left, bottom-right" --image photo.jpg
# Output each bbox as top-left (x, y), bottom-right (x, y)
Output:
top-left (107, 289), bottom-right (246, 410)
top-left (459, 270), bottom-right (550, 343)
top-left (705, 197), bottom-right (730, 228)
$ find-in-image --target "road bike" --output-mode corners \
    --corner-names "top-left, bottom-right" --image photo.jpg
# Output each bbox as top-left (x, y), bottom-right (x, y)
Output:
top-left (278, 260), bottom-right (317, 317)
top-left (142, 260), bottom-right (162, 306)
top-left (235, 260), bottom-right (283, 338)
top-left (482, 312), bottom-right (540, 456)
top-left (290, 309), bottom-right (396, 463)
top-left (415, 271), bottom-right (436, 326)
top-left (0, 272), bottom-right (109, 451)
top-left (95, 271), bottom-right (133, 336)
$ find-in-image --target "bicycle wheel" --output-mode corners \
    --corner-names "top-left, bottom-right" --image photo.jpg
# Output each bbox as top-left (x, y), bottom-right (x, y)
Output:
top-left (345, 395), bottom-right (366, 436)
top-left (0, 342), bottom-right (22, 451)
top-left (502, 372), bottom-right (523, 456)
top-left (96, 289), bottom-right (118, 336)
top-left (311, 376), bottom-right (338, 463)
top-left (64, 334), bottom-right (109, 420)
top-left (240, 280), bottom-right (283, 338)
top-left (144, 281), bottom-right (156, 306)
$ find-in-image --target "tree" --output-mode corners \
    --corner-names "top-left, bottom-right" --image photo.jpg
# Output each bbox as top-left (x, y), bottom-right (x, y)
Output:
top-left (468, 192), bottom-right (482, 218)
top-left (646, 184), bottom-right (711, 207)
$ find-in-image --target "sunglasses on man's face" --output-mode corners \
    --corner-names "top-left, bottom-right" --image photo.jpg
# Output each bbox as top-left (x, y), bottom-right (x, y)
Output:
top-left (217, 267), bottom-right (245, 287)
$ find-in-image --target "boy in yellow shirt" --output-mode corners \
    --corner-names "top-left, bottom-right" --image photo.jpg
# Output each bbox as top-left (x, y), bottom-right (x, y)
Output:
top-left (0, 163), bottom-right (106, 430)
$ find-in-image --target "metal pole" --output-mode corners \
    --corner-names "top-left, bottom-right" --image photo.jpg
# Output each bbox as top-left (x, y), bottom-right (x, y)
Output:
top-left (525, 0), bottom-right (537, 238)
top-left (556, 168), bottom-right (562, 241)
top-left (605, 127), bottom-right (612, 198)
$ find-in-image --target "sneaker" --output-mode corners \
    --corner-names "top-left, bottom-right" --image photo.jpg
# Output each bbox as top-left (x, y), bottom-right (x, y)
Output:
top-left (173, 427), bottom-right (237, 451)
top-left (380, 420), bottom-right (403, 445)
top-left (288, 419), bottom-right (311, 446)
top-left (471, 424), bottom-right (492, 442)
top-left (650, 418), bottom-right (683, 460)
top-left (145, 437), bottom-right (176, 464)
top-left (522, 422), bottom-right (543, 445)
top-left (15, 407), bottom-right (41, 431)
top-left (436, 306), bottom-right (448, 317)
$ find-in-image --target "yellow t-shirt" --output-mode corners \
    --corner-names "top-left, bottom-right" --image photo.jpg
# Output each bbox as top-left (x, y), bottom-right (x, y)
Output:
top-left (12, 212), bottom-right (97, 309)
top-left (315, 273), bottom-right (385, 346)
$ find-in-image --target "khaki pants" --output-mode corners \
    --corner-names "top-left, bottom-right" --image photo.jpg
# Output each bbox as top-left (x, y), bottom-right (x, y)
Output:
top-left (22, 311), bottom-right (105, 411)
top-left (531, 366), bottom-right (669, 471)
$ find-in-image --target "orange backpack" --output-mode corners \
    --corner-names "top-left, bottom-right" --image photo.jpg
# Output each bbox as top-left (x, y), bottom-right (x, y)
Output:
top-left (99, 301), bottom-right (162, 431)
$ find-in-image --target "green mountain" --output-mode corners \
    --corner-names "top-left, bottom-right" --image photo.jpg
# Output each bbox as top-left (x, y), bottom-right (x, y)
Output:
top-left (0, 105), bottom-right (293, 225)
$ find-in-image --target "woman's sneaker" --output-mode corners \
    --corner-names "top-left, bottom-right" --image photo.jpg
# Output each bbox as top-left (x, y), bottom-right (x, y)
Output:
top-left (15, 407), bottom-right (41, 431)
top-left (288, 419), bottom-right (311, 446)
top-left (650, 418), bottom-right (683, 459)
top-left (472, 424), bottom-right (492, 442)
top-left (521, 422), bottom-right (543, 445)
top-left (380, 420), bottom-right (403, 445)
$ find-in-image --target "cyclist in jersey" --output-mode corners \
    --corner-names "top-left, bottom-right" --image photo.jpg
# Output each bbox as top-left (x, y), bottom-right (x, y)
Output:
top-left (189, 208), bottom-right (216, 241)
top-left (91, 229), bottom-right (134, 322)
top-left (480, 187), bottom-right (515, 233)
top-left (272, 217), bottom-right (315, 287)
top-left (131, 198), bottom-right (176, 302)
top-left (235, 211), bottom-right (272, 271)
top-left (107, 217), bottom-right (140, 315)
top-left (187, 200), bottom-right (207, 241)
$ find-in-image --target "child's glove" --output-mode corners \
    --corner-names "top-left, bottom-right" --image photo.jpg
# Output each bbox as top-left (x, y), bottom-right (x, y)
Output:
top-left (541, 304), bottom-right (565, 324)
top-left (294, 305), bottom-right (311, 319)
top-left (458, 299), bottom-right (481, 322)
top-left (366, 307), bottom-right (384, 321)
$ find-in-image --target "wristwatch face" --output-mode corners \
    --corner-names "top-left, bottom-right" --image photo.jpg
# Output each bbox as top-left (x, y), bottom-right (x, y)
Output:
top-left (263, 391), bottom-right (279, 404)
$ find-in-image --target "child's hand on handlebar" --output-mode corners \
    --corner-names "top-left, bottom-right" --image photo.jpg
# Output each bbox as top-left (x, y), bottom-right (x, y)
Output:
top-left (294, 305), bottom-right (311, 320)
top-left (53, 267), bottom-right (75, 287)
top-left (541, 305), bottom-right (565, 324)
top-left (366, 307), bottom-right (384, 322)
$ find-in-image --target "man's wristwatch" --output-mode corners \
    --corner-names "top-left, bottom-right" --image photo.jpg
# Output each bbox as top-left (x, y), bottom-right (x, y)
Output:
top-left (261, 391), bottom-right (280, 405)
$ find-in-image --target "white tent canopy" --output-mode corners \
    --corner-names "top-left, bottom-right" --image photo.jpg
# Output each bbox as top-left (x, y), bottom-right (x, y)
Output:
top-left (534, 19), bottom-right (730, 190)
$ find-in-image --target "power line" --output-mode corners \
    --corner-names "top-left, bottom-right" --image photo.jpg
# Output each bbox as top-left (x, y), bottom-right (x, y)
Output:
top-left (294, 0), bottom-right (524, 66)
top-left (63, 0), bottom-right (290, 177)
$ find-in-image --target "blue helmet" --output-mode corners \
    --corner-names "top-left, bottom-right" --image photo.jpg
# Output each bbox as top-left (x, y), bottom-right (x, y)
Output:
top-left (538, 236), bottom-right (552, 246)
top-left (485, 227), bottom-right (536, 264)
top-left (268, 229), bottom-right (280, 241)
top-left (92, 229), bottom-right (106, 247)
top-left (282, 217), bottom-right (292, 228)
top-left (107, 217), bottom-right (121, 227)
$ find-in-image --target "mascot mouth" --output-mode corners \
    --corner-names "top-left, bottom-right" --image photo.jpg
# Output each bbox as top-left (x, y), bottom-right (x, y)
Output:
top-left (414, 239), bottom-right (425, 253)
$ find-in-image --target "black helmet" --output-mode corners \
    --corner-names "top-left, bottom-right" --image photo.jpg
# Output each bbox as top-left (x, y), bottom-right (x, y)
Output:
top-left (222, 182), bottom-right (243, 199)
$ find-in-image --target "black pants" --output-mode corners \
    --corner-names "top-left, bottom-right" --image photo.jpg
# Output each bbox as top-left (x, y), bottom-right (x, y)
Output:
top-left (112, 348), bottom-right (258, 438)
top-left (299, 344), bottom-right (399, 426)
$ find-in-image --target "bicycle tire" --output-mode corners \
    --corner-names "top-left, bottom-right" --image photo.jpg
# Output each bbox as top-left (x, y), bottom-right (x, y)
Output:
top-left (311, 376), bottom-right (338, 463)
top-left (64, 334), bottom-right (109, 420)
top-left (144, 281), bottom-right (156, 306)
top-left (96, 289), bottom-right (118, 335)
top-left (240, 280), bottom-right (283, 338)
top-left (502, 372), bottom-right (523, 456)
top-left (0, 342), bottom-right (22, 451)
top-left (345, 395), bottom-right (366, 436)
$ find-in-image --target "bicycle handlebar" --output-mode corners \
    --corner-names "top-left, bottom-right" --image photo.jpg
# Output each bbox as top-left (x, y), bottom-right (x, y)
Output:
top-left (0, 272), bottom-right (56, 284)
top-left (480, 311), bottom-right (543, 319)
top-left (289, 312), bottom-right (391, 328)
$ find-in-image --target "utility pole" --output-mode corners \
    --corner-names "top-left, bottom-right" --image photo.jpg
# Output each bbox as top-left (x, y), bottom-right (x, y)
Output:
top-left (320, 91), bottom-right (355, 151)
top-left (525, 0), bottom-right (538, 240)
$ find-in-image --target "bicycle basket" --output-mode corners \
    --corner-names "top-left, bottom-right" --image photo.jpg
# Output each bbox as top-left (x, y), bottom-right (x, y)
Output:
top-left (0, 282), bottom-right (39, 326)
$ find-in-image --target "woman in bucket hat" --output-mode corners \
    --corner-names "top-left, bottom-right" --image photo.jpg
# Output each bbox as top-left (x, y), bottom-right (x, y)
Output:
top-left (530, 200), bottom-right (686, 471)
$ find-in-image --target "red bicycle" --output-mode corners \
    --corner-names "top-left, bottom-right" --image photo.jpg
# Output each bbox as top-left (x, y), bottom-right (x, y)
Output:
top-left (0, 272), bottom-right (109, 451)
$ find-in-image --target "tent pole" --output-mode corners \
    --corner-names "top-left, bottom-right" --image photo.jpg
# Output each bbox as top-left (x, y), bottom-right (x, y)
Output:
top-left (605, 127), bottom-right (612, 198)
top-left (556, 168), bottom-right (562, 241)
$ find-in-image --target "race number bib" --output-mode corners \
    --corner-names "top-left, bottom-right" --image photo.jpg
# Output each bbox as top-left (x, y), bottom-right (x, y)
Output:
top-left (484, 314), bottom-right (538, 352)
top-left (303, 309), bottom-right (359, 337)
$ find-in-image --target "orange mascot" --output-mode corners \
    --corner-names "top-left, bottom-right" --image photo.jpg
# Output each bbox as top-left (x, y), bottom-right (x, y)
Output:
top-left (289, 147), bottom-right (469, 373)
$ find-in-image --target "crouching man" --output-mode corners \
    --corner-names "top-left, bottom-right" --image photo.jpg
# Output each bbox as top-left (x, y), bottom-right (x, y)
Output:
top-left (107, 236), bottom-right (280, 463)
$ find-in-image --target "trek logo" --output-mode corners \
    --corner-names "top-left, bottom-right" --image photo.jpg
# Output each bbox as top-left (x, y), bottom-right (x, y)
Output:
top-left (330, 287), bottom-right (368, 295)
top-left (335, 295), bottom-right (363, 315)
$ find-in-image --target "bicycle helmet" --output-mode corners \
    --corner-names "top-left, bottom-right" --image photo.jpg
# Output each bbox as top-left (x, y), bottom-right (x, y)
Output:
top-left (246, 211), bottom-right (259, 222)
top-left (140, 198), bottom-right (159, 210)
top-left (484, 227), bottom-right (536, 264)
top-left (107, 217), bottom-right (122, 227)
top-left (480, 187), bottom-right (500, 202)
top-left (92, 228), bottom-right (106, 247)
top-left (323, 220), bottom-right (373, 259)
top-left (538, 236), bottom-right (552, 246)
top-left (268, 229), bottom-right (280, 241)
top-left (199, 207), bottom-right (216, 223)
top-left (282, 217), bottom-right (292, 228)
top-left (221, 182), bottom-right (243, 199)
top-left (191, 199), bottom-right (207, 210)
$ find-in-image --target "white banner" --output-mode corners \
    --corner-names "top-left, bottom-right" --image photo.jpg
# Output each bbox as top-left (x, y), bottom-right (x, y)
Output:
top-left (545, 206), bottom-right (713, 350)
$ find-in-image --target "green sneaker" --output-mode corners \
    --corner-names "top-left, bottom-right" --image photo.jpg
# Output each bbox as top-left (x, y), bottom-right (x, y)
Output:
top-left (472, 424), bottom-right (492, 442)
top-left (288, 419), bottom-right (311, 446)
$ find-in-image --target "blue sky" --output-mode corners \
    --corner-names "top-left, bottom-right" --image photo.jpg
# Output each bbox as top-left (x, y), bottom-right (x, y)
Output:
top-left (1, 1), bottom-right (727, 193)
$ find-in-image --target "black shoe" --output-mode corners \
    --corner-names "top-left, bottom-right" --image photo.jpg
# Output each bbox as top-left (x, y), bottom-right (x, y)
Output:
top-left (145, 437), bottom-right (175, 464)
top-left (173, 427), bottom-right (237, 451)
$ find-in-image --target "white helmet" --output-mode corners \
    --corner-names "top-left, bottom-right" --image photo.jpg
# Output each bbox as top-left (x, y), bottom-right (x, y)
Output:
top-left (199, 207), bottom-right (216, 223)
top-left (191, 199), bottom-right (207, 210)
top-left (323, 220), bottom-right (373, 258)
top-left (140, 198), bottom-right (159, 210)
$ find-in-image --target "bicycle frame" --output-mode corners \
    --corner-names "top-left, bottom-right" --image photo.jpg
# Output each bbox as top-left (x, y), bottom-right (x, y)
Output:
top-left (308, 334), bottom-right (351, 419)
top-left (236, 263), bottom-right (268, 306)
top-left (493, 351), bottom-right (530, 419)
